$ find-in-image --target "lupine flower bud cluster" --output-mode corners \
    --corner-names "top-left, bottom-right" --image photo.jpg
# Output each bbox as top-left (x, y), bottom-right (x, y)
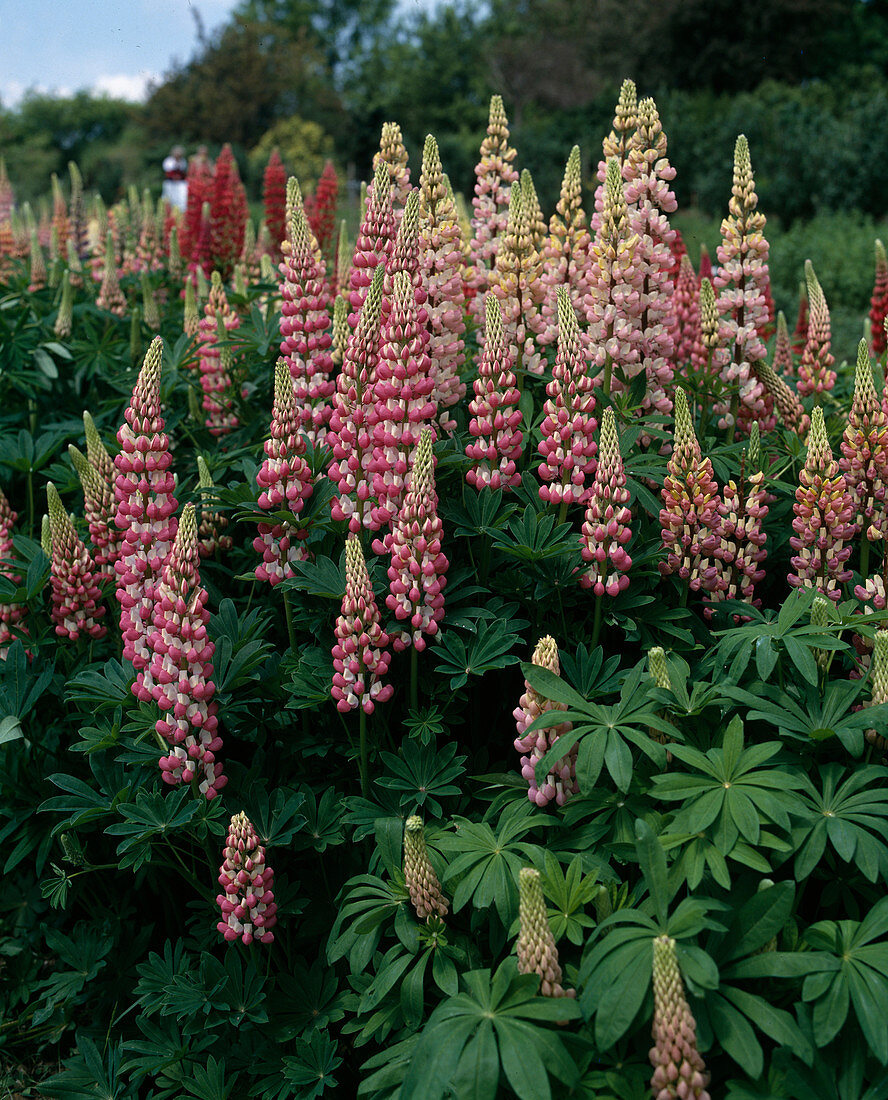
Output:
top-left (141, 504), bottom-right (226, 799)
top-left (348, 162), bottom-right (395, 327)
top-left (870, 240), bottom-right (888, 356)
top-left (0, 488), bottom-right (25, 658)
top-left (580, 408), bottom-right (632, 595)
top-left (540, 146), bottom-right (590, 348)
top-left (331, 534), bottom-right (393, 714)
top-left (709, 453), bottom-right (769, 615)
top-left (773, 311), bottom-right (794, 376)
top-left (373, 121), bottom-right (411, 211)
top-left (382, 429), bottom-right (448, 651)
top-left (839, 340), bottom-right (888, 539)
top-left (489, 177), bottom-right (545, 375)
top-left (217, 812), bottom-right (276, 944)
top-left (196, 457), bottom-right (232, 558)
top-left (797, 261), bottom-right (836, 397)
top-left (198, 272), bottom-right (240, 436)
top-left (114, 337), bottom-right (178, 672)
top-left (46, 484), bottom-right (106, 641)
top-left (514, 637), bottom-right (578, 807)
top-left (650, 935), bottom-right (711, 1100)
top-left (516, 867), bottom-right (574, 998)
top-left (788, 406), bottom-right (855, 601)
top-left (403, 816), bottom-right (448, 920)
top-left (254, 361), bottom-right (313, 585)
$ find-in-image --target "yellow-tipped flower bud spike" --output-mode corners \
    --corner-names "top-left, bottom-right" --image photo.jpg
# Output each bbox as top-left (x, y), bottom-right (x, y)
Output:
top-left (41, 513), bottom-right (52, 558)
top-left (141, 272), bottom-right (160, 330)
top-left (403, 816), bottom-right (448, 921)
top-left (260, 251), bottom-right (275, 284)
top-left (748, 422), bottom-right (762, 474)
top-left (811, 595), bottom-right (831, 671)
top-left (83, 411), bottom-right (113, 483)
top-left (54, 271), bottom-right (73, 339)
top-left (650, 935), bottom-right (711, 1099)
top-left (331, 294), bottom-right (347, 367)
top-left (197, 455), bottom-right (213, 492)
top-left (234, 265), bottom-right (247, 297)
top-left (648, 647), bottom-right (671, 691)
top-left (521, 169), bottom-right (546, 251)
top-left (184, 278), bottom-right (199, 337)
top-left (699, 278), bottom-right (718, 348)
top-left (196, 266), bottom-right (209, 302)
top-left (866, 630), bottom-right (888, 752)
top-left (798, 259), bottom-right (836, 396)
top-left (516, 867), bottom-right (575, 998)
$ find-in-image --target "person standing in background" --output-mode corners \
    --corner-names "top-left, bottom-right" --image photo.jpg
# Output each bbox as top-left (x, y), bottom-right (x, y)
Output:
top-left (162, 145), bottom-right (188, 211)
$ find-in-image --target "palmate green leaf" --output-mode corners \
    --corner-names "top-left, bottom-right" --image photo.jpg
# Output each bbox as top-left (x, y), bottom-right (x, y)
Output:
top-left (38, 1034), bottom-right (130, 1099)
top-left (635, 819), bottom-right (672, 929)
top-left (104, 789), bottom-right (201, 870)
top-left (432, 620), bottom-right (522, 689)
top-left (377, 738), bottom-right (467, 816)
top-left (531, 850), bottom-right (600, 946)
top-left (490, 506), bottom-right (577, 563)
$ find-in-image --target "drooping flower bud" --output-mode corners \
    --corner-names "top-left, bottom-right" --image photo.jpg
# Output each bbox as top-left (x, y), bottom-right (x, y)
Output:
top-left (403, 815), bottom-right (448, 920)
top-left (516, 867), bottom-right (574, 998)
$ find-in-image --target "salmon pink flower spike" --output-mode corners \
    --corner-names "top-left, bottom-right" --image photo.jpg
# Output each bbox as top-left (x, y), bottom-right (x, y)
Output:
top-left (114, 336), bottom-right (178, 674)
top-left (373, 122), bottom-right (411, 211)
top-left (538, 288), bottom-right (598, 506)
top-left (369, 269), bottom-right (437, 527)
top-left (198, 272), bottom-right (240, 436)
top-left (382, 429), bottom-right (448, 651)
top-left (624, 97), bottom-right (677, 418)
top-left (46, 484), bottom-right (106, 641)
top-left (466, 294), bottom-right (523, 490)
top-left (403, 816), bottom-right (448, 921)
top-left (539, 146), bottom-right (591, 350)
top-left (328, 265), bottom-right (385, 532)
top-left (870, 240), bottom-right (888, 357)
top-left (254, 360), bottom-right (313, 586)
top-left (797, 260), bottom-right (836, 397)
top-left (650, 935), bottom-right (711, 1100)
top-left (146, 504), bottom-right (226, 799)
top-left (514, 636), bottom-right (578, 808)
top-left (580, 407), bottom-right (632, 595)
top-left (348, 161), bottom-right (396, 328)
top-left (788, 406), bottom-right (855, 601)
top-left (332, 534), bottom-right (393, 714)
top-left (279, 177), bottom-right (335, 443)
top-left (709, 451), bottom-right (769, 616)
top-left (839, 339), bottom-right (888, 540)
top-left (216, 812), bottom-right (277, 944)
top-left (672, 253), bottom-right (700, 368)
top-left (468, 95), bottom-right (519, 323)
top-left (773, 310), bottom-right (794, 376)
top-left (419, 135), bottom-right (467, 428)
top-left (659, 389), bottom-right (722, 592)
top-left (584, 157), bottom-right (644, 400)
top-left (516, 867), bottom-right (575, 998)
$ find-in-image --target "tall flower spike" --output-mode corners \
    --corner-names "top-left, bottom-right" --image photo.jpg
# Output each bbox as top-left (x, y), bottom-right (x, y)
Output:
top-left (623, 96), bottom-right (677, 419)
top-left (279, 176), bottom-right (335, 442)
top-left (709, 451), bottom-right (769, 617)
top-left (198, 272), bottom-right (240, 436)
top-left (96, 231), bottom-right (125, 316)
top-left (513, 636), bottom-right (578, 808)
top-left (184, 277), bottom-right (199, 337)
top-left (382, 429), bottom-right (448, 651)
top-left (489, 177), bottom-right (546, 376)
top-left (788, 406), bottom-right (855, 601)
top-left (41, 514), bottom-right (52, 557)
top-left (331, 293), bottom-right (348, 368)
top-left (773, 310), bottom-right (793, 376)
top-left (659, 389), bottom-right (723, 593)
top-left (516, 867), bottom-right (575, 998)
top-left (521, 170), bottom-right (546, 251)
top-left (328, 265), bottom-right (386, 532)
top-left (466, 293), bottom-right (523, 490)
top-left (373, 122), bottom-right (411, 211)
top-left (751, 359), bottom-right (807, 433)
top-left (254, 360), bottom-right (314, 585)
top-left (28, 231), bottom-right (46, 292)
top-left (69, 444), bottom-right (120, 581)
top-left (263, 148), bottom-right (287, 261)
top-left (419, 134), bottom-right (467, 428)
top-left (538, 288), bottom-right (598, 506)
top-left (695, 277), bottom-right (720, 376)
top-left (46, 484), bottom-right (106, 641)
top-left (591, 78), bottom-right (639, 233)
top-left (54, 271), bottom-right (73, 338)
top-left (141, 271), bottom-right (160, 330)
top-left (65, 237), bottom-right (83, 289)
top-left (114, 337), bottom-right (178, 675)
top-left (217, 812), bottom-right (277, 944)
top-left (348, 161), bottom-right (395, 327)
top-left (368, 269), bottom-right (437, 527)
top-left (468, 95), bottom-right (519, 323)
top-left (196, 456), bottom-right (232, 558)
top-left (539, 145), bottom-right (591, 349)
top-left (0, 488), bottom-right (26, 659)
top-left (870, 240), bottom-right (888, 357)
top-left (650, 935), bottom-right (711, 1100)
top-left (839, 339), bottom-right (888, 540)
top-left (144, 504), bottom-right (226, 799)
top-left (584, 157), bottom-right (643, 400)
top-left (305, 160), bottom-right (339, 265)
top-left (403, 816), bottom-right (448, 920)
top-left (579, 407), bottom-right (631, 595)
top-left (713, 135), bottom-right (774, 435)
top-left (331, 534), bottom-right (393, 714)
top-left (798, 260), bottom-right (836, 397)
top-left (811, 595), bottom-right (832, 672)
top-left (672, 253), bottom-right (701, 369)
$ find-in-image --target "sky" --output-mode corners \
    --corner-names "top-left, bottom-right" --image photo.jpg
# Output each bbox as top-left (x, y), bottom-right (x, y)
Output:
top-left (0, 0), bottom-right (244, 108)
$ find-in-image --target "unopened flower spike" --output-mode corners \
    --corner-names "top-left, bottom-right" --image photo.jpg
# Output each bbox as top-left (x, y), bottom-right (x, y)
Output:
top-left (839, 339), bottom-right (888, 542)
top-left (650, 935), bottom-right (711, 1100)
top-left (69, 444), bottom-right (119, 582)
top-left (870, 240), bottom-right (888, 357)
top-left (788, 406), bottom-right (855, 601)
top-left (465, 292), bottom-right (523, 490)
top-left (748, 421), bottom-right (762, 474)
top-left (141, 271), bottom-right (160, 330)
top-left (331, 533), bottom-right (393, 714)
top-left (403, 816), bottom-right (448, 920)
top-left (54, 271), bottom-right (73, 338)
top-left (514, 637), bottom-right (578, 807)
top-left (373, 121), bottom-right (411, 209)
top-left (539, 144), bottom-right (591, 349)
top-left (184, 277), bottom-right (199, 336)
top-left (811, 595), bottom-right (832, 672)
top-left (520, 169), bottom-right (546, 251)
top-left (216, 812), bottom-right (277, 944)
top-left (41, 514), bottom-right (52, 558)
top-left (46, 483), bottom-right (107, 641)
top-left (65, 238), bottom-right (83, 288)
top-left (348, 160), bottom-right (395, 327)
top-left (590, 79), bottom-right (638, 234)
top-left (28, 230), bottom-right (46, 292)
top-left (168, 223), bottom-right (182, 279)
top-left (773, 310), bottom-right (794, 376)
top-left (580, 407), bottom-right (632, 595)
top-left (752, 358), bottom-right (807, 433)
top-left (196, 456), bottom-right (232, 558)
top-left (97, 231), bottom-right (125, 315)
top-left (516, 867), bottom-right (575, 998)
top-left (331, 294), bottom-right (348, 367)
top-left (798, 260), bottom-right (836, 397)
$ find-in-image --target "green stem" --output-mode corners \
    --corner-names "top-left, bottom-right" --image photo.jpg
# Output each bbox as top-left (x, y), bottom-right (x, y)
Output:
top-left (558, 499), bottom-right (569, 527)
top-left (861, 537), bottom-right (871, 582)
top-left (602, 352), bottom-right (613, 399)
top-left (410, 646), bottom-right (419, 712)
top-left (591, 593), bottom-right (603, 649)
top-left (27, 466), bottom-right (34, 540)
top-left (359, 708), bottom-right (368, 798)
top-left (282, 588), bottom-right (297, 656)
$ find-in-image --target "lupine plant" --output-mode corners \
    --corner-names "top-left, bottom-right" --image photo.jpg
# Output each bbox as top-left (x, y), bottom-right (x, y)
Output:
top-left (4, 90), bottom-right (888, 1100)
